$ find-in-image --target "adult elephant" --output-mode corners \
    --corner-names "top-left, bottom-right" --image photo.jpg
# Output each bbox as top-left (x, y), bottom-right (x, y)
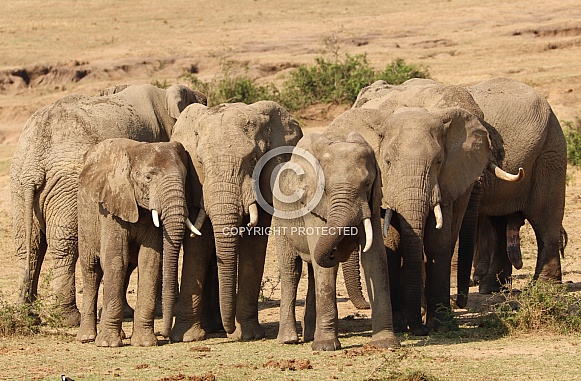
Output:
top-left (456, 78), bottom-right (566, 303)
top-left (10, 84), bottom-right (206, 326)
top-left (76, 139), bottom-right (195, 346)
top-left (170, 101), bottom-right (302, 342)
top-left (328, 79), bottom-right (522, 334)
top-left (275, 132), bottom-right (398, 351)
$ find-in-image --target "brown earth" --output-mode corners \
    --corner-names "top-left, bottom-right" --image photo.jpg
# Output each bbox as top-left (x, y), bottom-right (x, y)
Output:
top-left (1, 1), bottom-right (581, 380)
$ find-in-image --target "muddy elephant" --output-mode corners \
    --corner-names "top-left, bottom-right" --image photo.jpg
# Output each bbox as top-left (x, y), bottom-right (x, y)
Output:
top-left (76, 139), bottom-right (198, 346)
top-left (169, 101), bottom-right (302, 342)
top-left (327, 79), bottom-right (522, 334)
top-left (10, 84), bottom-right (205, 326)
top-left (455, 79), bottom-right (567, 303)
top-left (274, 132), bottom-right (398, 351)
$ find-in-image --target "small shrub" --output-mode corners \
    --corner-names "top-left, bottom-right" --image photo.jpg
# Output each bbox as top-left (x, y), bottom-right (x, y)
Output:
top-left (564, 116), bottom-right (581, 166)
top-left (376, 58), bottom-right (430, 85)
top-left (495, 279), bottom-right (581, 334)
top-left (151, 79), bottom-right (171, 89)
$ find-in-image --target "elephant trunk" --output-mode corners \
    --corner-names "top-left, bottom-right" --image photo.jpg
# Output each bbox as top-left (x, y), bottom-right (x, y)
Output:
top-left (202, 156), bottom-right (245, 335)
top-left (314, 185), bottom-right (362, 268)
top-left (342, 250), bottom-right (370, 309)
top-left (159, 181), bottom-right (188, 338)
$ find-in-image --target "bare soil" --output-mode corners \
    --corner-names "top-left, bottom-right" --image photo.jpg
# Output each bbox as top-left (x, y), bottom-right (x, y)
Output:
top-left (1, 1), bottom-right (581, 380)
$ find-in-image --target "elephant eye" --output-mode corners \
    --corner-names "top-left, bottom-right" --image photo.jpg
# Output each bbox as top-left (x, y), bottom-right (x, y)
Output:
top-left (145, 173), bottom-right (153, 182)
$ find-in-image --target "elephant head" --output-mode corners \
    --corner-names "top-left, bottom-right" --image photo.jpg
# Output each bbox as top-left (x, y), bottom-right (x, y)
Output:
top-left (290, 132), bottom-right (380, 268)
top-left (80, 138), bottom-right (193, 337)
top-left (171, 101), bottom-right (302, 334)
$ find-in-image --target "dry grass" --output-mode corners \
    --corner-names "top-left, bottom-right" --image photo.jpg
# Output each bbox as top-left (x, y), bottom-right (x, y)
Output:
top-left (1, 1), bottom-right (581, 380)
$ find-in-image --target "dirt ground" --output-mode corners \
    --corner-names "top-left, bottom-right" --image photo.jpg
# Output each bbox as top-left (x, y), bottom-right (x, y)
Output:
top-left (1, 1), bottom-right (581, 380)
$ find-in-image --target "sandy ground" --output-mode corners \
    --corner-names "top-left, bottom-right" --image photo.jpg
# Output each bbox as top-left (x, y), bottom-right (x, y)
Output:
top-left (0, 1), bottom-right (581, 380)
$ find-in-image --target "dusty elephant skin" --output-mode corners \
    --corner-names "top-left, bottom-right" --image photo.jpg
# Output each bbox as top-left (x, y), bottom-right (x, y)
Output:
top-left (327, 78), bottom-right (521, 334)
top-left (456, 78), bottom-right (567, 301)
top-left (274, 131), bottom-right (399, 351)
top-left (76, 139), bottom-right (191, 347)
top-left (10, 84), bottom-right (205, 327)
top-left (169, 101), bottom-right (302, 342)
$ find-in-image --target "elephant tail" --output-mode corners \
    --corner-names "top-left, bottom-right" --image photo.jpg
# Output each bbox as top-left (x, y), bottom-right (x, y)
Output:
top-left (20, 185), bottom-right (35, 303)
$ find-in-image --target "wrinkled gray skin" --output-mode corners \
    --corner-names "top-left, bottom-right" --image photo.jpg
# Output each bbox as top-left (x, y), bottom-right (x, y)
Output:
top-left (328, 79), bottom-right (494, 334)
top-left (170, 101), bottom-right (302, 342)
top-left (456, 78), bottom-right (567, 303)
top-left (10, 84), bottom-right (205, 326)
top-left (274, 132), bottom-right (398, 351)
top-left (76, 139), bottom-right (189, 347)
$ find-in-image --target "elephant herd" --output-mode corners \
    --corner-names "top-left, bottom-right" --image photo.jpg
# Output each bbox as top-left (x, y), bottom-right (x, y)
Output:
top-left (9, 77), bottom-right (567, 350)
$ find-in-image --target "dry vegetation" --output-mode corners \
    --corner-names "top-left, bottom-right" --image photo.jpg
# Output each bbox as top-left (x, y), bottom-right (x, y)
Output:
top-left (1, 1), bottom-right (581, 380)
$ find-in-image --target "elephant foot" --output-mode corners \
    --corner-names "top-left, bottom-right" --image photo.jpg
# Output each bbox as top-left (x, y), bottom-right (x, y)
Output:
top-left (95, 329), bottom-right (123, 347)
top-left (408, 324), bottom-right (430, 336)
top-left (227, 321), bottom-right (265, 341)
top-left (428, 317), bottom-right (459, 333)
top-left (76, 325), bottom-right (97, 343)
top-left (277, 323), bottom-right (299, 344)
top-left (478, 282), bottom-right (501, 295)
top-left (131, 328), bottom-right (158, 347)
top-left (170, 321), bottom-right (206, 342)
top-left (311, 337), bottom-right (341, 351)
top-left (369, 332), bottom-right (400, 349)
top-left (61, 306), bottom-right (81, 327)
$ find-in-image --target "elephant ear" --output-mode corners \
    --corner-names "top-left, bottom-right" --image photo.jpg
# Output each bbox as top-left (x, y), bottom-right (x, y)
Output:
top-left (252, 101), bottom-right (303, 205)
top-left (165, 84), bottom-right (206, 119)
top-left (437, 107), bottom-right (491, 202)
top-left (80, 139), bottom-right (139, 223)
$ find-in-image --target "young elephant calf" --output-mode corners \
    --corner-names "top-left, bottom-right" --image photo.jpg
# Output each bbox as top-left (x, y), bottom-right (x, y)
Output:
top-left (274, 132), bottom-right (399, 351)
top-left (76, 138), bottom-right (197, 347)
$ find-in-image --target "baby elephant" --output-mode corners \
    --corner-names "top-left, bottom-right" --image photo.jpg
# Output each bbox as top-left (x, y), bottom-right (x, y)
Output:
top-left (76, 138), bottom-right (197, 347)
top-left (274, 132), bottom-right (398, 351)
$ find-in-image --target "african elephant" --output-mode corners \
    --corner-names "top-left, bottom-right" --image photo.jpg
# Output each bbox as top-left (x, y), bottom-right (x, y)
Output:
top-left (169, 101), bottom-right (302, 342)
top-left (10, 84), bottom-right (205, 326)
top-left (328, 79), bottom-right (521, 334)
top-left (76, 138), bottom-right (196, 346)
top-left (456, 78), bottom-right (567, 302)
top-left (274, 131), bottom-right (398, 351)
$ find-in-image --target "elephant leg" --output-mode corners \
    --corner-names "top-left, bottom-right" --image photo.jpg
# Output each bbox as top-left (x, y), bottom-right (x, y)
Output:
top-left (311, 260), bottom-right (340, 351)
top-left (361, 231), bottom-right (399, 349)
top-left (303, 263), bottom-right (316, 342)
top-left (276, 235), bottom-right (302, 344)
top-left (424, 206), bottom-right (456, 332)
top-left (44, 210), bottom-right (80, 327)
top-left (130, 244), bottom-right (161, 347)
top-left (480, 216), bottom-right (512, 294)
top-left (201, 250), bottom-right (223, 334)
top-left (170, 231), bottom-right (213, 342)
top-left (95, 231), bottom-right (129, 347)
top-left (527, 207), bottom-right (564, 283)
top-left (228, 231), bottom-right (268, 341)
top-left (77, 243), bottom-right (102, 343)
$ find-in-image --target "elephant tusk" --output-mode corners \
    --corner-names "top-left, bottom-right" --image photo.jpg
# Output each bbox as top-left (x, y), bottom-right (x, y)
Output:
top-left (362, 218), bottom-right (373, 252)
top-left (383, 208), bottom-right (393, 238)
top-left (434, 203), bottom-right (443, 229)
top-left (186, 217), bottom-right (202, 237)
top-left (152, 209), bottom-right (160, 228)
top-left (488, 163), bottom-right (524, 182)
top-left (247, 203), bottom-right (259, 228)
top-left (193, 207), bottom-right (206, 234)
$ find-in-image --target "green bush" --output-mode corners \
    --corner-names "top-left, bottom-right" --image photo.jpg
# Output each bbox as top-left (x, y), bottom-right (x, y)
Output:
top-left (496, 280), bottom-right (581, 334)
top-left (564, 116), bottom-right (581, 166)
top-left (182, 55), bottom-right (429, 110)
top-left (0, 291), bottom-right (64, 337)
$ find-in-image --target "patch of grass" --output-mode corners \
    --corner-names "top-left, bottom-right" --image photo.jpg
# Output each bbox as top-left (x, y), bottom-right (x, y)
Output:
top-left (564, 115), bottom-right (581, 166)
top-left (0, 293), bottom-right (64, 337)
top-left (495, 279), bottom-right (581, 334)
top-left (181, 55), bottom-right (429, 110)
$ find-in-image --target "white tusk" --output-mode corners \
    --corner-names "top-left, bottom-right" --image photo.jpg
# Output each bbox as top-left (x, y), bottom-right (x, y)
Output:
top-left (247, 203), bottom-right (258, 228)
top-left (383, 208), bottom-right (393, 238)
top-left (193, 208), bottom-right (206, 231)
top-left (488, 163), bottom-right (524, 182)
top-left (152, 209), bottom-right (160, 228)
top-left (362, 218), bottom-right (373, 252)
top-left (186, 217), bottom-right (202, 237)
top-left (434, 203), bottom-right (443, 229)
